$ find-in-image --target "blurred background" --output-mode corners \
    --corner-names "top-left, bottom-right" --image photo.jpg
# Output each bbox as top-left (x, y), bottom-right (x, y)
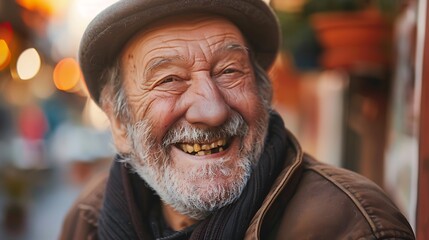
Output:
top-left (0, 0), bottom-right (428, 239)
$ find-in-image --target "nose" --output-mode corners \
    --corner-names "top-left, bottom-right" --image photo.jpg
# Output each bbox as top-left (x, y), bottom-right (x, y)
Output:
top-left (185, 74), bottom-right (229, 127)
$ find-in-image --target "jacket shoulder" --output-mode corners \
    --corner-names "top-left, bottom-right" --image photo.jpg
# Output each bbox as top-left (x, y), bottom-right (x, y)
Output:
top-left (59, 171), bottom-right (108, 240)
top-left (277, 155), bottom-right (415, 239)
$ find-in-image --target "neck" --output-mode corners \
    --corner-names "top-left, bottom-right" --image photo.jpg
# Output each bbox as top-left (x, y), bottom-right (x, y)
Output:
top-left (162, 203), bottom-right (199, 231)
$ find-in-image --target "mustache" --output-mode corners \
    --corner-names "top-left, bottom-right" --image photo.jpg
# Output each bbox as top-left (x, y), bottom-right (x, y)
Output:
top-left (162, 112), bottom-right (248, 147)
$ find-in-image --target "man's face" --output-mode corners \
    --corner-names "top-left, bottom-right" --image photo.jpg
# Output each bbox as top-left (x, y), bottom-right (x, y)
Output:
top-left (115, 15), bottom-right (269, 219)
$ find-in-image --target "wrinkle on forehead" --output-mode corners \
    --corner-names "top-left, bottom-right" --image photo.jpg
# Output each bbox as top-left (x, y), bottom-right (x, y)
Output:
top-left (121, 15), bottom-right (249, 86)
top-left (121, 14), bottom-right (247, 60)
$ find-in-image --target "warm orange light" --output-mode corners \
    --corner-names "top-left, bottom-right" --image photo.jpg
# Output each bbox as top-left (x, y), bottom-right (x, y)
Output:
top-left (0, 39), bottom-right (11, 70)
top-left (53, 58), bottom-right (81, 91)
top-left (16, 0), bottom-right (70, 16)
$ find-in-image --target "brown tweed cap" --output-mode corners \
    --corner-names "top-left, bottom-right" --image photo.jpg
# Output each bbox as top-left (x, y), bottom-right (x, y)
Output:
top-left (79, 0), bottom-right (280, 104)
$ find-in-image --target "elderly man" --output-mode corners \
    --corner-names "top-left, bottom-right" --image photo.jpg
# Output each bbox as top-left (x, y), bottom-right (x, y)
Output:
top-left (61, 0), bottom-right (414, 239)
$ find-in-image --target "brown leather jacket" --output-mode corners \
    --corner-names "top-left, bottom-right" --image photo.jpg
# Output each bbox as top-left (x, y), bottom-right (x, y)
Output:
top-left (60, 132), bottom-right (414, 239)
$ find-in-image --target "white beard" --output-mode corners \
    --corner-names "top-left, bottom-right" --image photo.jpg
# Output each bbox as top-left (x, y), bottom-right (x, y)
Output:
top-left (121, 111), bottom-right (268, 220)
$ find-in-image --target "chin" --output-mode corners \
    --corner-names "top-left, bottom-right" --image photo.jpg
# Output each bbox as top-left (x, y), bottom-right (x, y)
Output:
top-left (128, 151), bottom-right (252, 219)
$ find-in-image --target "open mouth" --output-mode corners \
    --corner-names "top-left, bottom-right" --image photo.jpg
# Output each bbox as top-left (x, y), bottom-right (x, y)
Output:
top-left (177, 138), bottom-right (230, 156)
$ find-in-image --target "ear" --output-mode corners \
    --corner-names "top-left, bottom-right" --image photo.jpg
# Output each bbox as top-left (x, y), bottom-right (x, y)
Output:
top-left (103, 102), bottom-right (132, 154)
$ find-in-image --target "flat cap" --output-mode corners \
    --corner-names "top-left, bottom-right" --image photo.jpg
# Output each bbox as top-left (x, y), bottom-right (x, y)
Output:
top-left (79, 0), bottom-right (280, 104)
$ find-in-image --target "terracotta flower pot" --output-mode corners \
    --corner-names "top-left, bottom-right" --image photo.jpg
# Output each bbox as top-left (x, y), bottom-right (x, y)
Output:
top-left (311, 7), bottom-right (392, 69)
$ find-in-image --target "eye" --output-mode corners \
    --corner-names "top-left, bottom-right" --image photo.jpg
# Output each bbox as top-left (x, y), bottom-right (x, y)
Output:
top-left (222, 68), bottom-right (239, 75)
top-left (153, 75), bottom-right (189, 91)
top-left (159, 76), bottom-right (180, 84)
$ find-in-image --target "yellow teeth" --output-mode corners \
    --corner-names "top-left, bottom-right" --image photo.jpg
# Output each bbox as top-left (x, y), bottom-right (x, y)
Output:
top-left (193, 143), bottom-right (201, 152)
top-left (179, 138), bottom-right (228, 155)
top-left (186, 145), bottom-right (193, 153)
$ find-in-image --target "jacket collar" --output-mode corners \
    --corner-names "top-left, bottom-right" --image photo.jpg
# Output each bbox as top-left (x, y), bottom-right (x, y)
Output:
top-left (245, 128), bottom-right (304, 239)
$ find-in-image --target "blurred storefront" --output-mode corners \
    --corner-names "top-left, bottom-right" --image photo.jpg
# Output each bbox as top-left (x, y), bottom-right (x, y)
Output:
top-left (269, 0), bottom-right (426, 238)
top-left (0, 0), bottom-right (116, 239)
top-left (0, 0), bottom-right (427, 239)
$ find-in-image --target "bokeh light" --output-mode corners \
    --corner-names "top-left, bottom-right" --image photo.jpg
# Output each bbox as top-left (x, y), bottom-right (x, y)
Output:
top-left (16, 48), bottom-right (42, 80)
top-left (0, 39), bottom-right (11, 70)
top-left (16, 0), bottom-right (70, 16)
top-left (53, 58), bottom-right (81, 91)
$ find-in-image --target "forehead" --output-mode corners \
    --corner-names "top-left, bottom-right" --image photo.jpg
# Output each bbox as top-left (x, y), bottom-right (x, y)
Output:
top-left (121, 14), bottom-right (248, 61)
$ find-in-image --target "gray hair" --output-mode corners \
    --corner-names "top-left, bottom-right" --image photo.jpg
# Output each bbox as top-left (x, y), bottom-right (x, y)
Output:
top-left (99, 55), bottom-right (273, 122)
top-left (99, 60), bottom-right (131, 122)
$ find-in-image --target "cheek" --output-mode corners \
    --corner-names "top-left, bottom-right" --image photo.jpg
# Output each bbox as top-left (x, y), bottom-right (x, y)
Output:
top-left (223, 82), bottom-right (262, 123)
top-left (133, 94), bottom-right (184, 140)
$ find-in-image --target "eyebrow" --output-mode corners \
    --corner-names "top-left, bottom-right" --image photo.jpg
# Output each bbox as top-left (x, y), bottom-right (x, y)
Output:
top-left (145, 56), bottom-right (183, 78)
top-left (219, 43), bottom-right (249, 54)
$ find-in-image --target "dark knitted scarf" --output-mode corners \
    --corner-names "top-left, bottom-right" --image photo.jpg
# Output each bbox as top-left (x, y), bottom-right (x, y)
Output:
top-left (98, 112), bottom-right (288, 239)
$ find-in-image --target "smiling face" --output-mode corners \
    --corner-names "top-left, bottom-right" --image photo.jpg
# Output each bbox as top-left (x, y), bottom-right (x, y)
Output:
top-left (107, 15), bottom-right (270, 219)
